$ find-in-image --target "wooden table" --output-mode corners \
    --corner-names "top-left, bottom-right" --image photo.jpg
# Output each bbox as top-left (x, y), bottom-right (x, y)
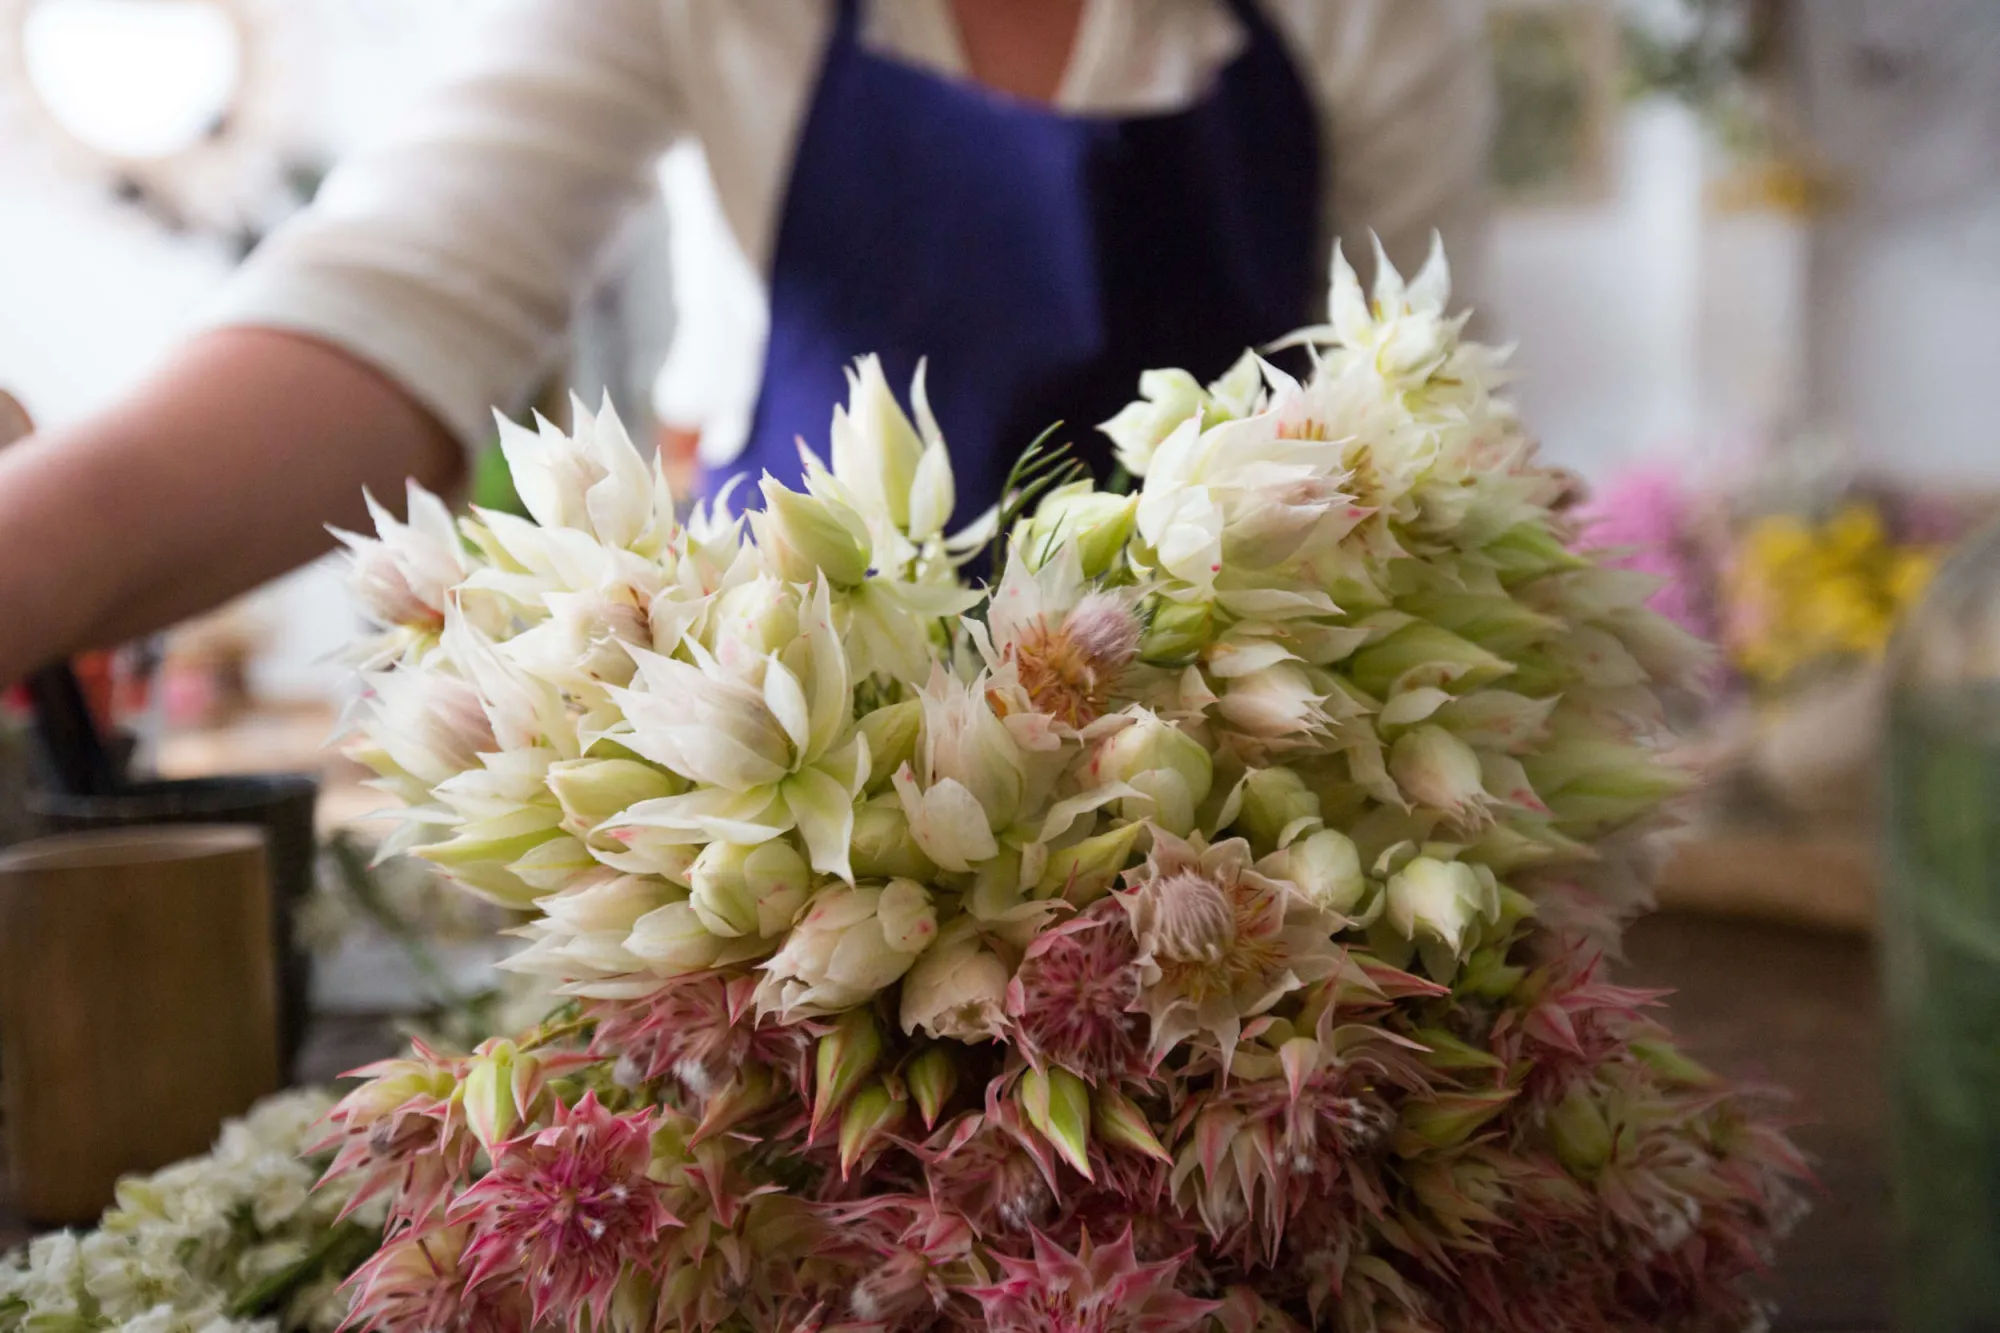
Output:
top-left (2, 913), bottom-right (1894, 1329)
top-left (1624, 912), bottom-right (1890, 1332)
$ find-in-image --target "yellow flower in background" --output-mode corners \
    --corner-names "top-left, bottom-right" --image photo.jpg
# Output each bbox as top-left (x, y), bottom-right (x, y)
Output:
top-left (1725, 502), bottom-right (1940, 689)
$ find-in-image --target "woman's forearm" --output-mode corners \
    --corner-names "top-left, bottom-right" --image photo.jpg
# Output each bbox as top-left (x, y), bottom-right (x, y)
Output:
top-left (0, 327), bottom-right (464, 686)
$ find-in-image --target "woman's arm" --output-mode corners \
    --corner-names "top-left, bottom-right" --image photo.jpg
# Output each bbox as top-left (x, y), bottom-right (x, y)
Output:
top-left (0, 328), bottom-right (460, 684)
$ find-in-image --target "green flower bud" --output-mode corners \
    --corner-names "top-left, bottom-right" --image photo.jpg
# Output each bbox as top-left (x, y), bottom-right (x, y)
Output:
top-left (905, 1046), bottom-right (960, 1130)
top-left (812, 1008), bottom-right (883, 1135)
top-left (1548, 1085), bottom-right (1614, 1174)
top-left (688, 839), bottom-right (811, 938)
top-left (1267, 827), bottom-right (1366, 914)
top-left (1091, 1085), bottom-right (1170, 1164)
top-left (1099, 713), bottom-right (1213, 837)
top-left (752, 479), bottom-right (872, 586)
top-left (1348, 623), bottom-right (1513, 699)
top-left (849, 796), bottom-right (940, 880)
top-left (1019, 1066), bottom-right (1093, 1179)
top-left (1384, 856), bottom-right (1493, 957)
top-left (856, 700), bottom-right (923, 793)
top-left (1393, 1089), bottom-right (1517, 1154)
top-left (547, 758), bottom-right (683, 838)
top-left (1139, 597), bottom-right (1216, 665)
top-left (837, 1079), bottom-right (907, 1179)
top-left (1027, 483), bottom-right (1139, 577)
top-left (462, 1040), bottom-right (529, 1152)
top-left (1036, 821), bottom-right (1145, 905)
top-left (1235, 766), bottom-right (1322, 853)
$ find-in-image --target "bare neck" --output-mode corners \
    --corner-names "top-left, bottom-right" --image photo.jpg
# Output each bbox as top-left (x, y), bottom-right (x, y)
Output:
top-left (948, 0), bottom-right (1088, 104)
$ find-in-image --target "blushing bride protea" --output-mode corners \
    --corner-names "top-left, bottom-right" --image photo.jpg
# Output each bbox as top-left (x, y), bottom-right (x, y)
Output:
top-left (312, 237), bottom-right (1806, 1333)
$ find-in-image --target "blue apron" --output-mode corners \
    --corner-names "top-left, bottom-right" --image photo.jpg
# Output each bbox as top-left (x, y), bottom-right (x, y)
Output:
top-left (717, 0), bottom-right (1322, 525)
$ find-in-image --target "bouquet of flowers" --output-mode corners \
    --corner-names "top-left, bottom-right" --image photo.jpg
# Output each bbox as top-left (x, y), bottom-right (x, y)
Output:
top-left (325, 242), bottom-right (1806, 1332)
top-left (0, 1092), bottom-right (377, 1333)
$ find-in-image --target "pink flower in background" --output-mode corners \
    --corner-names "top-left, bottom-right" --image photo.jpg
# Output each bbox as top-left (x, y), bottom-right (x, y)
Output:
top-left (450, 1093), bottom-right (679, 1331)
top-left (1574, 465), bottom-right (1717, 643)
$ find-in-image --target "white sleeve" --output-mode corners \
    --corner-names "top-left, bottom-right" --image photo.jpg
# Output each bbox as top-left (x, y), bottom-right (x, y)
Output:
top-left (205, 0), bottom-right (685, 453)
top-left (1308, 0), bottom-right (1495, 311)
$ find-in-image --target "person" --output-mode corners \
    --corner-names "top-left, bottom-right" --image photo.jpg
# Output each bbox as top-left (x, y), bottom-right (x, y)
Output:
top-left (0, 0), bottom-right (1492, 687)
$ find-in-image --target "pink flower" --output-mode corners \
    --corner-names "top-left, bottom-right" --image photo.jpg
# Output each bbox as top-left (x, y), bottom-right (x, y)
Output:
top-left (317, 1040), bottom-right (480, 1231)
top-left (588, 971), bottom-right (813, 1099)
top-left (967, 1227), bottom-right (1217, 1333)
top-left (1489, 953), bottom-right (1663, 1110)
top-left (342, 1225), bottom-right (531, 1333)
top-left (451, 1092), bottom-right (681, 1330)
top-left (923, 1105), bottom-right (1062, 1239)
top-left (1117, 832), bottom-right (1345, 1071)
top-left (1007, 900), bottom-right (1148, 1084)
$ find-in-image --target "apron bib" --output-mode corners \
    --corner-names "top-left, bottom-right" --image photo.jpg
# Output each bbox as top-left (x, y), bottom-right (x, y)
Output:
top-left (716, 0), bottom-right (1322, 526)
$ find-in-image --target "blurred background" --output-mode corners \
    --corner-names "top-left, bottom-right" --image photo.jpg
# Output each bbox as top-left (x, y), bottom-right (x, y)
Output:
top-left (2, 2), bottom-right (1998, 1328)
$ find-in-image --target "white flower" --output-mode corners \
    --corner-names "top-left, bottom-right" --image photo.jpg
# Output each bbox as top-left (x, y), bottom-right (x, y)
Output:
top-left (494, 394), bottom-right (674, 551)
top-left (608, 579), bottom-right (868, 880)
top-left (331, 481), bottom-right (466, 661)
top-left (899, 918), bottom-right (1011, 1042)
top-left (348, 667), bottom-right (495, 803)
top-left (688, 839), bottom-right (812, 938)
top-left (1383, 855), bottom-right (1499, 958)
top-left (823, 355), bottom-right (956, 548)
top-left (756, 879), bottom-right (938, 1015)
top-left (890, 666), bottom-right (1033, 873)
top-left (977, 540), bottom-right (1141, 736)
top-left (1096, 709), bottom-right (1213, 837)
top-left (1096, 350), bottom-right (1266, 479)
top-left (750, 478), bottom-right (873, 587)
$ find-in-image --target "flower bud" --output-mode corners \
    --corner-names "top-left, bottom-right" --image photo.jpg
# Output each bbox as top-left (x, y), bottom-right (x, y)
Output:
top-left (1100, 368), bottom-right (1204, 477)
top-left (691, 1065), bottom-right (779, 1145)
top-left (900, 921), bottom-right (1011, 1043)
top-left (877, 878), bottom-right (938, 951)
top-left (1389, 726), bottom-right (1489, 821)
top-left (1549, 1085), bottom-right (1614, 1174)
top-left (461, 1040), bottom-right (533, 1152)
top-left (1091, 1085), bottom-right (1170, 1164)
top-left (752, 479), bottom-right (873, 586)
top-left (1384, 856), bottom-right (1491, 957)
top-left (623, 899), bottom-right (732, 974)
top-left (688, 839), bottom-right (811, 938)
top-left (813, 1008), bottom-right (883, 1135)
top-left (856, 700), bottom-right (923, 792)
top-left (1035, 821), bottom-right (1144, 905)
top-left (1019, 1066), bottom-right (1093, 1178)
top-left (838, 1080), bottom-right (908, 1178)
top-left (1348, 623), bottom-right (1512, 699)
top-left (1235, 767), bottom-right (1322, 853)
top-left (757, 882), bottom-right (935, 1015)
top-left (547, 758), bottom-right (683, 838)
top-left (1099, 713), bottom-right (1213, 837)
top-left (905, 1046), bottom-right (959, 1129)
top-left (844, 796), bottom-right (937, 881)
top-left (1393, 1089), bottom-right (1516, 1154)
top-left (1265, 827), bottom-right (1366, 914)
top-left (1027, 483), bottom-right (1139, 577)
top-left (1139, 597), bottom-right (1216, 665)
top-left (1629, 1038), bottom-right (1715, 1088)
top-left (338, 1061), bottom-right (458, 1128)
